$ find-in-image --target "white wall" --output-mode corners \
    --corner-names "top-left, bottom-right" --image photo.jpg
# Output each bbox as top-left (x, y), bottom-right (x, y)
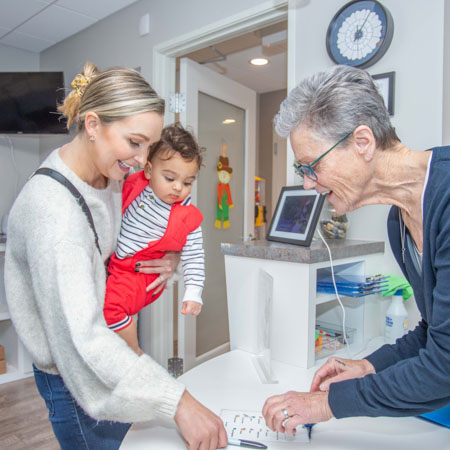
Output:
top-left (36, 0), bottom-right (448, 329)
top-left (259, 89), bottom-right (287, 221)
top-left (39, 0), bottom-right (265, 159)
top-left (0, 44), bottom-right (41, 224)
top-left (290, 0), bottom-right (446, 326)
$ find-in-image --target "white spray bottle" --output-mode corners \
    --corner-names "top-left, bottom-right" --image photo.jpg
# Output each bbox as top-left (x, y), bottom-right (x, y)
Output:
top-left (385, 289), bottom-right (408, 344)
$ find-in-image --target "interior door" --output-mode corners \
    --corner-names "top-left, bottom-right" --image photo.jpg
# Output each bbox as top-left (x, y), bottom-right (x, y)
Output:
top-left (179, 57), bottom-right (256, 371)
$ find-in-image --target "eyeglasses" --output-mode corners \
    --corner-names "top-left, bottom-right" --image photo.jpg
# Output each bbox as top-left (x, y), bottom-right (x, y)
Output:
top-left (293, 131), bottom-right (352, 181)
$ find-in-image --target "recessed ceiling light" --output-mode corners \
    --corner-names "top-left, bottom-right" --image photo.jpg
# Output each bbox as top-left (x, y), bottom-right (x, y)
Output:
top-left (250, 57), bottom-right (269, 66)
top-left (222, 119), bottom-right (236, 124)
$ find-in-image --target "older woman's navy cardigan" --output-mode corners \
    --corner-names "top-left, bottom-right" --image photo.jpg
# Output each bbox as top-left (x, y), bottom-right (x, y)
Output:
top-left (329, 146), bottom-right (450, 418)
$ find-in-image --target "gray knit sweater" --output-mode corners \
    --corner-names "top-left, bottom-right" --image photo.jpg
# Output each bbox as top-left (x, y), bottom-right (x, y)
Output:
top-left (5, 149), bottom-right (185, 423)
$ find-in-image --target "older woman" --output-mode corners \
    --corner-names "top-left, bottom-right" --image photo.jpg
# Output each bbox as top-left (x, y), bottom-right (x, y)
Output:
top-left (262, 65), bottom-right (450, 433)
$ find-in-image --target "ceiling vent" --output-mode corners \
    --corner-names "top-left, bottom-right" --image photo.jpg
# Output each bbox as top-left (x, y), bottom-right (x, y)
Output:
top-left (261, 30), bottom-right (287, 56)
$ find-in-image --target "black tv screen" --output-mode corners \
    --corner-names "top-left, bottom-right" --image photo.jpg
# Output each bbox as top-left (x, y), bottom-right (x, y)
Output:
top-left (0, 71), bottom-right (68, 134)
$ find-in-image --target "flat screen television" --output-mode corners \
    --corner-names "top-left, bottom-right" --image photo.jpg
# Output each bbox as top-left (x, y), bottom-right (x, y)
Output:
top-left (0, 71), bottom-right (68, 134)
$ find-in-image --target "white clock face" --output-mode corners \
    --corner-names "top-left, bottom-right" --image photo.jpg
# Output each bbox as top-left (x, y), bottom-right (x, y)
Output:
top-left (326, 1), bottom-right (394, 69)
top-left (337, 9), bottom-right (382, 61)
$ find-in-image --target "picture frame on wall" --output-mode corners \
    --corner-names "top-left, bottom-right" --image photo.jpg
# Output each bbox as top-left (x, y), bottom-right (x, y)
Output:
top-left (267, 186), bottom-right (325, 247)
top-left (372, 71), bottom-right (395, 116)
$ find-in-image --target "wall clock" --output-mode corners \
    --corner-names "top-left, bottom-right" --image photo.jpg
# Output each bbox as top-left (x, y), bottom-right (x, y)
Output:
top-left (326, 0), bottom-right (394, 69)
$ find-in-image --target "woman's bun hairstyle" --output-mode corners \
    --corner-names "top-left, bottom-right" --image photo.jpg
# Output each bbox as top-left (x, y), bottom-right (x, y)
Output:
top-left (58, 62), bottom-right (165, 132)
top-left (58, 62), bottom-right (99, 129)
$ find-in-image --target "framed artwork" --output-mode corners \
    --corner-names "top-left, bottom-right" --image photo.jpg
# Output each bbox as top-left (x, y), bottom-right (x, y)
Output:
top-left (372, 71), bottom-right (395, 116)
top-left (267, 186), bottom-right (325, 247)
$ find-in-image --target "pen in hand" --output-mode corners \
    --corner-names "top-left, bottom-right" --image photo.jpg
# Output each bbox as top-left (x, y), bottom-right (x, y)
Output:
top-left (304, 423), bottom-right (314, 440)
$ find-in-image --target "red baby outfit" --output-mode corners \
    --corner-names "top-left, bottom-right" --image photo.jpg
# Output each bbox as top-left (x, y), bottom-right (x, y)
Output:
top-left (104, 171), bottom-right (203, 332)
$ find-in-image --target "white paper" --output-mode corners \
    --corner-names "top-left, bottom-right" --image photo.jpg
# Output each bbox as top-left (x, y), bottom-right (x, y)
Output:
top-left (220, 409), bottom-right (310, 443)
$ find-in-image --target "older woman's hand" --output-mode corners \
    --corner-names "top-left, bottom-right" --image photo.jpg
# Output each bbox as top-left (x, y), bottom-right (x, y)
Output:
top-left (262, 391), bottom-right (333, 434)
top-left (310, 357), bottom-right (375, 393)
top-left (134, 251), bottom-right (181, 294)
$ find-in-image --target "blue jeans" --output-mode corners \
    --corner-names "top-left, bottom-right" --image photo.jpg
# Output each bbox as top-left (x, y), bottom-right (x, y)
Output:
top-left (33, 365), bottom-right (131, 449)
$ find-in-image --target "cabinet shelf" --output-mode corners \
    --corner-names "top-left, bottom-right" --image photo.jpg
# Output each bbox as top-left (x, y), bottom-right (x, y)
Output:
top-left (223, 239), bottom-right (385, 369)
top-left (0, 362), bottom-right (29, 384)
top-left (315, 339), bottom-right (366, 364)
top-left (0, 362), bottom-right (17, 377)
top-left (315, 292), bottom-right (351, 305)
top-left (315, 292), bottom-right (369, 305)
top-left (0, 310), bottom-right (10, 321)
top-left (0, 249), bottom-right (33, 384)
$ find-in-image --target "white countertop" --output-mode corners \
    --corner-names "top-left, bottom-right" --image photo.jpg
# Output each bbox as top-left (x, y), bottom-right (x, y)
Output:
top-left (122, 341), bottom-right (449, 449)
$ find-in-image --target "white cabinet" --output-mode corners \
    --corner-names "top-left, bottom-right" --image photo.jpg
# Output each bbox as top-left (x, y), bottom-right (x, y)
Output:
top-left (222, 239), bottom-right (385, 369)
top-left (0, 240), bottom-right (33, 384)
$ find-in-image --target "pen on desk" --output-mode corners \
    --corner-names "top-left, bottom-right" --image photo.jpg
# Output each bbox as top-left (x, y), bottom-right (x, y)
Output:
top-left (228, 437), bottom-right (268, 449)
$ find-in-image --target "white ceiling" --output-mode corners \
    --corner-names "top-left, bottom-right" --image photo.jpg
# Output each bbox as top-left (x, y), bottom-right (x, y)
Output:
top-left (0, 0), bottom-right (286, 93)
top-left (200, 45), bottom-right (287, 94)
top-left (0, 0), bottom-right (141, 53)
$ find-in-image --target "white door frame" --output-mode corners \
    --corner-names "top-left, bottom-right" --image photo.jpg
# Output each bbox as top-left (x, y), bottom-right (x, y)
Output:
top-left (147, 0), bottom-right (289, 369)
top-left (178, 57), bottom-right (257, 371)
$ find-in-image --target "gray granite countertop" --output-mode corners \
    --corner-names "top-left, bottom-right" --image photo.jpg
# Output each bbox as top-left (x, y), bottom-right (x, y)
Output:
top-left (221, 238), bottom-right (384, 264)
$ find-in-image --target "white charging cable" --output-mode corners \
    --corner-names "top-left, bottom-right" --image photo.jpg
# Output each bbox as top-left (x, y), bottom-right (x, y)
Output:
top-left (317, 227), bottom-right (351, 356)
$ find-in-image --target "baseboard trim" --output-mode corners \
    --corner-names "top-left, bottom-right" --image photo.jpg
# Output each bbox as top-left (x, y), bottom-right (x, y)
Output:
top-left (195, 342), bottom-right (230, 366)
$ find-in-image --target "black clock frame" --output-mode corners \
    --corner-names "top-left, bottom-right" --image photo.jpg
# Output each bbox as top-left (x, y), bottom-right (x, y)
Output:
top-left (326, 0), bottom-right (394, 69)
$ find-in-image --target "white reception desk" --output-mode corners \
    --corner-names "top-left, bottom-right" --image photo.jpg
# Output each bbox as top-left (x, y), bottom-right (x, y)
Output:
top-left (122, 342), bottom-right (449, 450)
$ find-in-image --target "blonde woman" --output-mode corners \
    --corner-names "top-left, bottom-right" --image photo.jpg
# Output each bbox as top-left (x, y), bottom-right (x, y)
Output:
top-left (5, 63), bottom-right (227, 450)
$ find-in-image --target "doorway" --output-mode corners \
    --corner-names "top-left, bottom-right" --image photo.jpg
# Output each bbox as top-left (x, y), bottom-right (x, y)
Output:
top-left (196, 92), bottom-right (245, 357)
top-left (183, 20), bottom-right (288, 229)
top-left (177, 57), bottom-right (256, 371)
top-left (142, 1), bottom-right (289, 372)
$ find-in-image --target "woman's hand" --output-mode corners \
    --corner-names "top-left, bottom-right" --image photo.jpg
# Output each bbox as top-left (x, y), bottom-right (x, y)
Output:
top-left (310, 357), bottom-right (376, 393)
top-left (174, 390), bottom-right (228, 450)
top-left (134, 251), bottom-right (181, 294)
top-left (262, 391), bottom-right (333, 434)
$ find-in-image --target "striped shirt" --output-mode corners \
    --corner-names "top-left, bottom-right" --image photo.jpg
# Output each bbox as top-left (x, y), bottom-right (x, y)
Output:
top-left (115, 185), bottom-right (204, 303)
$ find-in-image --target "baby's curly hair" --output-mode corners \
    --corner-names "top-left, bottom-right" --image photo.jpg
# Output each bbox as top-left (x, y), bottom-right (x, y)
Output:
top-left (148, 122), bottom-right (204, 169)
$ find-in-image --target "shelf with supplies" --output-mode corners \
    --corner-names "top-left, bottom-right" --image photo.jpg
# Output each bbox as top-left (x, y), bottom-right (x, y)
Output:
top-left (315, 320), bottom-right (356, 360)
top-left (221, 238), bottom-right (385, 368)
top-left (0, 239), bottom-right (33, 384)
top-left (315, 260), bottom-right (366, 306)
top-left (313, 261), bottom-right (388, 361)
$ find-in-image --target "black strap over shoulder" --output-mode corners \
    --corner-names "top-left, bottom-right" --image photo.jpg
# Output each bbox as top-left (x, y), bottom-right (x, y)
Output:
top-left (31, 167), bottom-right (102, 256)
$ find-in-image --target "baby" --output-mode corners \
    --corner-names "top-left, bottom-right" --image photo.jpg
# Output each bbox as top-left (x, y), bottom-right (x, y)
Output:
top-left (104, 123), bottom-right (205, 354)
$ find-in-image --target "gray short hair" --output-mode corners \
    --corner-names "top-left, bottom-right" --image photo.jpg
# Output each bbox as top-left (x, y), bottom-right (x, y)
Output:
top-left (274, 65), bottom-right (399, 149)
